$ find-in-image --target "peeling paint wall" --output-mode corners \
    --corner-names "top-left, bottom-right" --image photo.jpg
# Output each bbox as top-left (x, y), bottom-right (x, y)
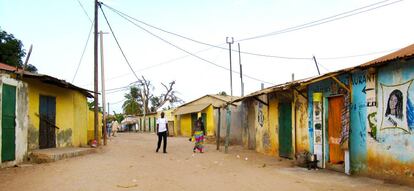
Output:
top-left (366, 59), bottom-right (414, 181)
top-left (268, 95), bottom-right (279, 156)
top-left (294, 90), bottom-right (310, 153)
top-left (254, 95), bottom-right (270, 154)
top-left (0, 75), bottom-right (29, 167)
top-left (25, 79), bottom-right (89, 150)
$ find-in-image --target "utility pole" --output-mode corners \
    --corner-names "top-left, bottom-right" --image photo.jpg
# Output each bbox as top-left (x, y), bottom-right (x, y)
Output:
top-left (93, 0), bottom-right (99, 145)
top-left (238, 43), bottom-right (244, 97)
top-left (225, 37), bottom-right (234, 154)
top-left (226, 37), bottom-right (234, 97)
top-left (100, 30), bottom-right (109, 145)
top-left (313, 55), bottom-right (321, 75)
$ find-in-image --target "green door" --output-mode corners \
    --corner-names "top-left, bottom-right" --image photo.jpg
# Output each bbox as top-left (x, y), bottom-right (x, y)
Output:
top-left (278, 102), bottom-right (292, 158)
top-left (2, 84), bottom-right (16, 162)
top-left (201, 113), bottom-right (207, 133)
top-left (153, 117), bottom-right (156, 132)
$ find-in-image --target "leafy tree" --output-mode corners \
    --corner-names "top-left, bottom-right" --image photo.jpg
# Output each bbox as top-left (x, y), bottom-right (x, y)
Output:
top-left (0, 28), bottom-right (37, 72)
top-left (87, 100), bottom-right (102, 112)
top-left (122, 86), bottom-right (142, 115)
top-left (112, 111), bottom-right (125, 123)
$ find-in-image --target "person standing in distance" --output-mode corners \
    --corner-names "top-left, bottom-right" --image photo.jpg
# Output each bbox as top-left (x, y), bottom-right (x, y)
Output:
top-left (156, 112), bottom-right (168, 153)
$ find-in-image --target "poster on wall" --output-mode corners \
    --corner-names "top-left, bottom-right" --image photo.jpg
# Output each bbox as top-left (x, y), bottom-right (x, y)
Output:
top-left (380, 80), bottom-right (412, 132)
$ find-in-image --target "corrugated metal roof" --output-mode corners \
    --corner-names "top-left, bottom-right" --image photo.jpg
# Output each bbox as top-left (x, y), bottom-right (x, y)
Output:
top-left (233, 43), bottom-right (414, 102)
top-left (0, 62), bottom-right (94, 98)
top-left (360, 43), bottom-right (414, 67)
top-left (173, 103), bottom-right (210, 115)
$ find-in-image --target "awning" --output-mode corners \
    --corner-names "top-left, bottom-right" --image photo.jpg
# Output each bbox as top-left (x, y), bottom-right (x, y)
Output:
top-left (173, 103), bottom-right (210, 115)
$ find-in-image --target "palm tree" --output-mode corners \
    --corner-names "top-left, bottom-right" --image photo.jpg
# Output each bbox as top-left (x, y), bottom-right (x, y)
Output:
top-left (122, 86), bottom-right (143, 115)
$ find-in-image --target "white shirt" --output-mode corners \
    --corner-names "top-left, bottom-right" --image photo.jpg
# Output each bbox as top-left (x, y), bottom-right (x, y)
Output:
top-left (157, 117), bottom-right (168, 132)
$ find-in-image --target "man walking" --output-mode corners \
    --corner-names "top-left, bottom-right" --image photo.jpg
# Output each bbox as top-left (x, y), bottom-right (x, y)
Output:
top-left (156, 112), bottom-right (168, 153)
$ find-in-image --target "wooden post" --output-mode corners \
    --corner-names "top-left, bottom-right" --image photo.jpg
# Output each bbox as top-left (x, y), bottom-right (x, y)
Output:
top-left (93, 0), bottom-right (99, 145)
top-left (224, 105), bottom-right (231, 153)
top-left (216, 108), bottom-right (221, 150)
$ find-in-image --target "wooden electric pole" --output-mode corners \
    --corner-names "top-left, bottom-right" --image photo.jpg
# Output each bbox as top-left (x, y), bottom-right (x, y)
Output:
top-left (94, 0), bottom-right (99, 145)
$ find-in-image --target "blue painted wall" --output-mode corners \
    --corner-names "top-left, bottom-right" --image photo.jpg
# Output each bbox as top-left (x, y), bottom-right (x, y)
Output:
top-left (349, 70), bottom-right (368, 173)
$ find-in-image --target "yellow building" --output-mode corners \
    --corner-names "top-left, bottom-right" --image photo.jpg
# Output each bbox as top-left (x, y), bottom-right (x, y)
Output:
top-left (0, 63), bottom-right (98, 167)
top-left (173, 95), bottom-right (238, 138)
top-left (23, 73), bottom-right (96, 150)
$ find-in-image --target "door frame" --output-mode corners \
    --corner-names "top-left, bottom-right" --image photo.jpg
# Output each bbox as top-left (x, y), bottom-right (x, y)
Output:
top-left (326, 94), bottom-right (346, 171)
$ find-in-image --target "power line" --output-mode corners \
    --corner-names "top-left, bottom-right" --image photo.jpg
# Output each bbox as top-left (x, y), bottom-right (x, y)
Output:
top-left (238, 0), bottom-right (402, 42)
top-left (75, 0), bottom-right (93, 23)
top-left (317, 48), bottom-right (397, 60)
top-left (99, 3), bottom-right (141, 82)
top-left (101, 3), bottom-right (274, 85)
top-left (72, 20), bottom-right (94, 83)
top-left (102, 1), bottom-right (401, 60)
top-left (102, 3), bottom-right (310, 60)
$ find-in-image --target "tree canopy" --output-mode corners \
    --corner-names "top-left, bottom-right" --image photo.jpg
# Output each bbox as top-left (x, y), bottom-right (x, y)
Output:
top-left (0, 28), bottom-right (37, 72)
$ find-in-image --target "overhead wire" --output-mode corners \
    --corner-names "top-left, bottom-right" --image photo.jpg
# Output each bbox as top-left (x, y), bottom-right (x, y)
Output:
top-left (75, 0), bottom-right (93, 23)
top-left (102, 1), bottom-right (401, 60)
top-left (99, 3), bottom-right (141, 82)
top-left (72, 20), bottom-right (94, 83)
top-left (237, 0), bottom-right (403, 42)
top-left (101, 3), bottom-right (275, 85)
top-left (102, 3), bottom-right (310, 60)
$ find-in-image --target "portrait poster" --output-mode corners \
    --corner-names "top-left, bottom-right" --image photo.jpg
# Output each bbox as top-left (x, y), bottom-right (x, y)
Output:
top-left (380, 80), bottom-right (412, 132)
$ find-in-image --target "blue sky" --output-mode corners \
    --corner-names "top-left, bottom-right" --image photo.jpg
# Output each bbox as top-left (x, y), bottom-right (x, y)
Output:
top-left (1, 0), bottom-right (414, 113)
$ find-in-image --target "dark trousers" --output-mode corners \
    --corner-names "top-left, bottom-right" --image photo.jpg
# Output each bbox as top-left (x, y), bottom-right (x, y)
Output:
top-left (156, 131), bottom-right (167, 152)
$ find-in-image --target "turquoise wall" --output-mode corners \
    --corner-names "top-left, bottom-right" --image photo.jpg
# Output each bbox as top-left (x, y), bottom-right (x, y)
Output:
top-left (349, 70), bottom-right (368, 173)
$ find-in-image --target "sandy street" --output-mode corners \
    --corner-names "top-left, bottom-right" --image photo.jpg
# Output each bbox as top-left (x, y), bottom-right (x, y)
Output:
top-left (0, 133), bottom-right (411, 191)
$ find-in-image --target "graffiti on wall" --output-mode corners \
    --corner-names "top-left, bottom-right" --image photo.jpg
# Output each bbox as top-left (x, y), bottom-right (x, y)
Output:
top-left (257, 102), bottom-right (264, 127)
top-left (340, 93), bottom-right (350, 149)
top-left (379, 80), bottom-right (413, 133)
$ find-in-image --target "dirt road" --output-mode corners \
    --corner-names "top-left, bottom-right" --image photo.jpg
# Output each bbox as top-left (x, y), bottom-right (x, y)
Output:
top-left (0, 133), bottom-right (411, 191)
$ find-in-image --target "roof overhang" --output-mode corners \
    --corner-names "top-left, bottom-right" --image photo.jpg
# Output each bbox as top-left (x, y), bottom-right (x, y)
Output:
top-left (173, 103), bottom-right (210, 115)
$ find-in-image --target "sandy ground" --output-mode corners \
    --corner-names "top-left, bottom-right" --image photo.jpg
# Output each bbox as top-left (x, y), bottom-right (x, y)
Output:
top-left (0, 133), bottom-right (412, 191)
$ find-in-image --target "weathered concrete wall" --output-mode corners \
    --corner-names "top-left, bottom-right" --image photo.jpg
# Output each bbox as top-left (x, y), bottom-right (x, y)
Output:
top-left (294, 90), bottom-right (310, 153)
top-left (268, 95), bottom-right (279, 156)
top-left (366, 59), bottom-right (414, 182)
top-left (0, 75), bottom-right (29, 167)
top-left (215, 105), bottom-right (243, 145)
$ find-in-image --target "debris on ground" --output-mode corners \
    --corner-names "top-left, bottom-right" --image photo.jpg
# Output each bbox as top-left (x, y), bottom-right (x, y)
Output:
top-left (117, 184), bottom-right (138, 188)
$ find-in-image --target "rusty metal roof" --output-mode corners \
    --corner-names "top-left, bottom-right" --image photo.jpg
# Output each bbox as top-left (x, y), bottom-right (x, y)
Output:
top-left (0, 62), bottom-right (94, 98)
top-left (233, 43), bottom-right (414, 102)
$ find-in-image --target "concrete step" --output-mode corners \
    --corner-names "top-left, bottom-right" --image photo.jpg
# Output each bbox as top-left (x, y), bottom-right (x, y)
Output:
top-left (29, 147), bottom-right (97, 163)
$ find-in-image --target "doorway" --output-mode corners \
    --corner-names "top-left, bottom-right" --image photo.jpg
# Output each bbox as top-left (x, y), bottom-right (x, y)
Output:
top-left (328, 96), bottom-right (345, 165)
top-left (278, 102), bottom-right (292, 158)
top-left (2, 84), bottom-right (16, 162)
top-left (39, 95), bottom-right (56, 149)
